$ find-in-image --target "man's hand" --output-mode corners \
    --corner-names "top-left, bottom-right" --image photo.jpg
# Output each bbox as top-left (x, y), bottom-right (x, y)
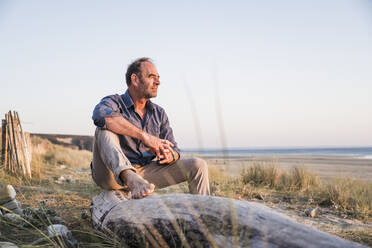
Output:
top-left (141, 132), bottom-right (174, 160)
top-left (157, 148), bottom-right (178, 164)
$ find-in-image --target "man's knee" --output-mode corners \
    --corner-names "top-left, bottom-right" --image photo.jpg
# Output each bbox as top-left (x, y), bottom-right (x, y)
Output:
top-left (188, 157), bottom-right (209, 175)
top-left (185, 157), bottom-right (210, 195)
top-left (95, 127), bottom-right (118, 139)
top-left (94, 128), bottom-right (120, 147)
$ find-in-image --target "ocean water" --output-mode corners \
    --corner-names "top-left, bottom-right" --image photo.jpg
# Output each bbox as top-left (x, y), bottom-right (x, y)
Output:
top-left (182, 147), bottom-right (372, 159)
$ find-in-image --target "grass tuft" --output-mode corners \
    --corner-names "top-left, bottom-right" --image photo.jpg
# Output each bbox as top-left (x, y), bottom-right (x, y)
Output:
top-left (321, 178), bottom-right (372, 218)
top-left (241, 163), bottom-right (319, 192)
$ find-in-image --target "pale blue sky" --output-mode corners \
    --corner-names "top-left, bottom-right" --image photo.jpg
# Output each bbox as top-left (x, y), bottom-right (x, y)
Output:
top-left (1, 0), bottom-right (371, 148)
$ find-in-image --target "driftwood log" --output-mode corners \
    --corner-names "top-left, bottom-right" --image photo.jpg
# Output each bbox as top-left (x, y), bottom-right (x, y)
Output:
top-left (91, 192), bottom-right (366, 248)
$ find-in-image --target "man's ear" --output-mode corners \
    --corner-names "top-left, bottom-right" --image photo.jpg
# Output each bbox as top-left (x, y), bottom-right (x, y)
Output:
top-left (131, 74), bottom-right (138, 86)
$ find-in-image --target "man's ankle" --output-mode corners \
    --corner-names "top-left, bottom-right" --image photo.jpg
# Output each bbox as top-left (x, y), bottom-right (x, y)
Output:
top-left (120, 169), bottom-right (136, 185)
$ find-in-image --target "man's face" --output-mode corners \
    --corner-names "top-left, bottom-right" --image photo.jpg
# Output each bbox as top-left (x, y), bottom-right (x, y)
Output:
top-left (136, 62), bottom-right (160, 99)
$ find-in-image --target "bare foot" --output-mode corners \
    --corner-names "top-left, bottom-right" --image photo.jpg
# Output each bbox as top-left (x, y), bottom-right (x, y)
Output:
top-left (120, 170), bottom-right (155, 199)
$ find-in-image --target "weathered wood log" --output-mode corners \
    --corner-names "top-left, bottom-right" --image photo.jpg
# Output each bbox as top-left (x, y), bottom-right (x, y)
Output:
top-left (91, 192), bottom-right (366, 248)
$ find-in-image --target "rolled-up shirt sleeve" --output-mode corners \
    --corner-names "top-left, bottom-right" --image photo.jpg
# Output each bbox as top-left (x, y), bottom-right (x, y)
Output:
top-left (92, 96), bottom-right (122, 128)
top-left (160, 111), bottom-right (180, 154)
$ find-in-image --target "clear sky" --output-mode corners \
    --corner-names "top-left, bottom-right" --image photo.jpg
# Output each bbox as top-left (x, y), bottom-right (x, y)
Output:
top-left (1, 0), bottom-right (371, 149)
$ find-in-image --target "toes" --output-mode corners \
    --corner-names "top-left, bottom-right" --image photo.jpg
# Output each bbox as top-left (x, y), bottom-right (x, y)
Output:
top-left (149, 183), bottom-right (155, 191)
top-left (146, 184), bottom-right (155, 194)
top-left (143, 184), bottom-right (155, 196)
top-left (132, 191), bottom-right (141, 199)
top-left (131, 183), bottom-right (156, 199)
top-left (139, 184), bottom-right (155, 197)
top-left (142, 189), bottom-right (152, 197)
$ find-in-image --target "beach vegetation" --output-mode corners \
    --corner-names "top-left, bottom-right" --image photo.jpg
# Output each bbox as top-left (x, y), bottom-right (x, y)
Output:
top-left (241, 163), bottom-right (320, 191)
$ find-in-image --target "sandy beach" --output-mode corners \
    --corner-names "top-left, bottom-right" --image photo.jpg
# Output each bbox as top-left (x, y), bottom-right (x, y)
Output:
top-left (201, 155), bottom-right (372, 182)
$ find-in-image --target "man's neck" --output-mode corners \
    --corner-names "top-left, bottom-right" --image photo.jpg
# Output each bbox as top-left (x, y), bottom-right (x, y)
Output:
top-left (128, 88), bottom-right (147, 112)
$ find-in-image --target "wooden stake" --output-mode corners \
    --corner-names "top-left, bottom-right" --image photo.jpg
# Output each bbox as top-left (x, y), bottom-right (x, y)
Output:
top-left (6, 113), bottom-right (16, 173)
top-left (1, 119), bottom-right (7, 168)
top-left (25, 132), bottom-right (32, 162)
top-left (9, 111), bottom-right (21, 173)
top-left (14, 111), bottom-right (27, 176)
top-left (3, 115), bottom-right (9, 171)
top-left (16, 111), bottom-right (31, 178)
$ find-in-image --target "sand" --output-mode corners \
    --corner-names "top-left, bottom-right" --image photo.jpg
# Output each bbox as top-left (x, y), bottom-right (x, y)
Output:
top-left (202, 155), bottom-right (372, 182)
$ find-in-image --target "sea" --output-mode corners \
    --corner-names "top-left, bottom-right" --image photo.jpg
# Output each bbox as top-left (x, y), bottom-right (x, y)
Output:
top-left (181, 147), bottom-right (372, 160)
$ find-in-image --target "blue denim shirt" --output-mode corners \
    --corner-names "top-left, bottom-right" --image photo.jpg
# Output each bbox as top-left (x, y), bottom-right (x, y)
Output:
top-left (92, 90), bottom-right (180, 165)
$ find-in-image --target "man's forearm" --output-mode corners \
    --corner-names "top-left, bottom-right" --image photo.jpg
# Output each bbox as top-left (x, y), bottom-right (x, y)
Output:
top-left (104, 116), bottom-right (145, 140)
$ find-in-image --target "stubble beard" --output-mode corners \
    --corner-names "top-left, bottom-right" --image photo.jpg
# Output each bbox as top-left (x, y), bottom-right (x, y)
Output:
top-left (139, 78), bottom-right (157, 99)
top-left (143, 91), bottom-right (156, 99)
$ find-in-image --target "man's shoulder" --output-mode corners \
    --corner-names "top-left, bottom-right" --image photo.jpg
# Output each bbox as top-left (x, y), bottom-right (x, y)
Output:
top-left (100, 94), bottom-right (122, 101)
top-left (150, 101), bottom-right (166, 113)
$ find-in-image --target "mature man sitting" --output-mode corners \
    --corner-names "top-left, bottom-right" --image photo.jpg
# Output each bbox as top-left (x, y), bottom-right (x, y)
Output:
top-left (91, 57), bottom-right (210, 198)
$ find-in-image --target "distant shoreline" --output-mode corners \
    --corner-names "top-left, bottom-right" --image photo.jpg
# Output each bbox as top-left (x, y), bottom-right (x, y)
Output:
top-left (182, 146), bottom-right (372, 158)
top-left (184, 154), bottom-right (372, 161)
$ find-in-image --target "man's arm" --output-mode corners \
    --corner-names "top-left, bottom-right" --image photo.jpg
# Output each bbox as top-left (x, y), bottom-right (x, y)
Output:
top-left (105, 116), bottom-right (173, 160)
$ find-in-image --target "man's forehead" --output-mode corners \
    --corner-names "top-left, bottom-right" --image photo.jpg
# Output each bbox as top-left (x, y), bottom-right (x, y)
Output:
top-left (140, 62), bottom-right (159, 75)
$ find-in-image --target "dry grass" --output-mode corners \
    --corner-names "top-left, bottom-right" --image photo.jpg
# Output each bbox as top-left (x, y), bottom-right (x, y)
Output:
top-left (237, 162), bottom-right (371, 220)
top-left (0, 136), bottom-right (109, 247)
top-left (241, 163), bottom-right (320, 191)
top-left (320, 178), bottom-right (372, 218)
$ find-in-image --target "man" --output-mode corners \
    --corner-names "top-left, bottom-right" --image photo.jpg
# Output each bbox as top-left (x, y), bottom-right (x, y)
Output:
top-left (91, 57), bottom-right (210, 199)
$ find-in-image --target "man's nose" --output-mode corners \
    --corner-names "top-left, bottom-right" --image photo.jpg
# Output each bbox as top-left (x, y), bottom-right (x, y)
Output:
top-left (155, 77), bottom-right (160, 85)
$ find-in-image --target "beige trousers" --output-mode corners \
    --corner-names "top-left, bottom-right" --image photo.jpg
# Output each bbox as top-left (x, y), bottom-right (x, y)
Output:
top-left (91, 128), bottom-right (210, 195)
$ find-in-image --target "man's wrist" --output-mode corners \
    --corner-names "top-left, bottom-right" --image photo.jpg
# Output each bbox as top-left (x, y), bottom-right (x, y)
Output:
top-left (139, 130), bottom-right (148, 141)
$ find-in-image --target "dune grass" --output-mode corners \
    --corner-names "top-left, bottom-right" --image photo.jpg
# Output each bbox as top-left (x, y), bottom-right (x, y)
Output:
top-left (237, 163), bottom-right (371, 219)
top-left (208, 162), bottom-right (371, 221)
top-left (240, 163), bottom-right (320, 191)
top-left (320, 178), bottom-right (372, 218)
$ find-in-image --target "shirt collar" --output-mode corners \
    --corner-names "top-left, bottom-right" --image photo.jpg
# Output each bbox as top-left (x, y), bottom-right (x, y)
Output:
top-left (122, 90), bottom-right (155, 111)
top-left (122, 90), bottom-right (134, 109)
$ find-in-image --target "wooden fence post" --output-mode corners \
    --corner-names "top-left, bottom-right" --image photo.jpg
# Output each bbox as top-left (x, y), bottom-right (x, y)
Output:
top-left (6, 113), bottom-right (15, 173)
top-left (15, 111), bottom-right (31, 178)
top-left (1, 119), bottom-right (8, 168)
top-left (25, 132), bottom-right (32, 162)
top-left (14, 111), bottom-right (27, 176)
top-left (4, 115), bottom-right (10, 171)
